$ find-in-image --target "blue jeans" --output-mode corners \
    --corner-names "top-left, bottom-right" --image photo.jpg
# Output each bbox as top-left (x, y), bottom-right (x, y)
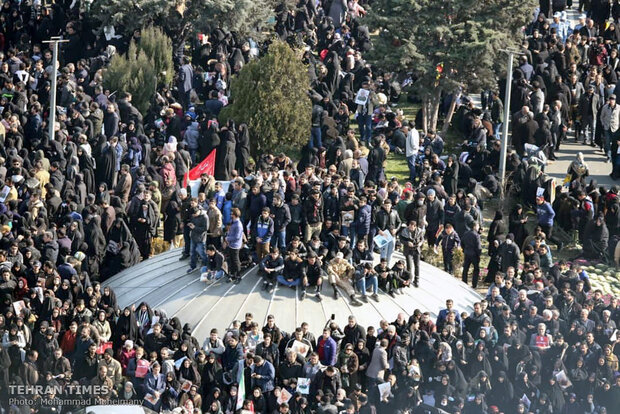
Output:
top-left (356, 275), bottom-right (378, 295)
top-left (190, 240), bottom-right (207, 269)
top-left (341, 226), bottom-right (350, 238)
top-left (310, 127), bottom-right (322, 149)
top-left (406, 155), bottom-right (417, 182)
top-left (277, 275), bottom-right (301, 287)
top-left (357, 114), bottom-right (373, 144)
top-left (604, 129), bottom-right (617, 158)
top-left (493, 123), bottom-right (502, 141)
top-left (200, 268), bottom-right (225, 280)
top-left (271, 230), bottom-right (286, 250)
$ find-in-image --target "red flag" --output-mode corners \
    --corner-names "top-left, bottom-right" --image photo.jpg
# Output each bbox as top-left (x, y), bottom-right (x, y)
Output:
top-left (184, 149), bottom-right (216, 187)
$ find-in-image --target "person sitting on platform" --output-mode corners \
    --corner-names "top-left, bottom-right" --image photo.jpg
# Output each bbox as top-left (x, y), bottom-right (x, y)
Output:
top-left (259, 247), bottom-right (284, 292)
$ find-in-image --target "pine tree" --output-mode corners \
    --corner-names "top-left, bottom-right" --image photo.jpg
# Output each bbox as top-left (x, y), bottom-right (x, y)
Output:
top-left (366, 0), bottom-right (536, 132)
top-left (137, 26), bottom-right (175, 86)
top-left (103, 41), bottom-right (158, 114)
top-left (220, 40), bottom-right (312, 160)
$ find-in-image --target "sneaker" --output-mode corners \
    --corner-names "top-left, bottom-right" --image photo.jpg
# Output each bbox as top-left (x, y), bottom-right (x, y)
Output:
top-left (360, 295), bottom-right (368, 303)
top-left (389, 291), bottom-right (396, 298)
top-left (372, 293), bottom-right (380, 302)
top-left (300, 290), bottom-right (306, 300)
top-left (350, 296), bottom-right (363, 306)
top-left (234, 278), bottom-right (241, 284)
top-left (315, 292), bottom-right (322, 301)
top-left (398, 288), bottom-right (404, 295)
top-left (186, 267), bottom-right (196, 274)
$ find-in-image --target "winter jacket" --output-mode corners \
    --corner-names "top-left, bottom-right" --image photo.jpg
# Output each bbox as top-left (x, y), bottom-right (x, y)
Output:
top-left (252, 360), bottom-right (276, 393)
top-left (462, 229), bottom-right (482, 257)
top-left (184, 122), bottom-right (200, 150)
top-left (256, 216), bottom-right (274, 243)
top-left (272, 204), bottom-right (291, 232)
top-left (317, 335), bottom-right (338, 366)
top-left (226, 218), bottom-right (244, 249)
top-left (190, 213), bottom-right (209, 243)
top-left (536, 201), bottom-right (555, 227)
top-left (366, 346), bottom-right (389, 380)
top-left (355, 204), bottom-right (372, 235)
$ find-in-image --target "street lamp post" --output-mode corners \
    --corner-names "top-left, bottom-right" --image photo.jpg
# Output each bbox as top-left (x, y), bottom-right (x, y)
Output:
top-left (498, 49), bottom-right (525, 200)
top-left (42, 37), bottom-right (69, 141)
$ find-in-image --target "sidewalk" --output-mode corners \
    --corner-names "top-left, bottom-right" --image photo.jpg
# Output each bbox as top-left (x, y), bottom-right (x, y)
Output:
top-left (547, 135), bottom-right (616, 188)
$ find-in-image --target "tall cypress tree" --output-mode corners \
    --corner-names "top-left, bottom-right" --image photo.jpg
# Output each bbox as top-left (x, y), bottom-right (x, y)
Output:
top-left (220, 39), bottom-right (312, 160)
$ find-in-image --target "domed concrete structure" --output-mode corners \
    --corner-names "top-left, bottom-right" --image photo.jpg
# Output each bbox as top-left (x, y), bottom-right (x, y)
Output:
top-left (103, 248), bottom-right (481, 341)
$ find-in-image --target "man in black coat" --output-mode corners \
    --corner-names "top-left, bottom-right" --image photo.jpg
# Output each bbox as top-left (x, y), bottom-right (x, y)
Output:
top-left (342, 315), bottom-right (366, 349)
top-left (399, 220), bottom-right (424, 286)
top-left (271, 194), bottom-right (291, 250)
top-left (461, 222), bottom-right (482, 288)
top-left (96, 136), bottom-right (118, 187)
top-left (144, 323), bottom-right (170, 355)
top-left (498, 233), bottom-right (521, 272)
top-left (187, 207), bottom-right (209, 272)
top-left (40, 231), bottom-right (59, 265)
top-left (375, 199), bottom-right (401, 265)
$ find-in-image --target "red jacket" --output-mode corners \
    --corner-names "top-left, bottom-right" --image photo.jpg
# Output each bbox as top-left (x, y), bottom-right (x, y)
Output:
top-left (60, 330), bottom-right (77, 356)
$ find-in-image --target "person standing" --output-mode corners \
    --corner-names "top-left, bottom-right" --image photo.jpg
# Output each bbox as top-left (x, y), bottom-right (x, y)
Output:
top-left (178, 189), bottom-right (193, 260)
top-left (399, 220), bottom-right (424, 287)
top-left (303, 189), bottom-right (323, 243)
top-left (271, 195), bottom-right (290, 251)
top-left (177, 56), bottom-right (194, 109)
top-left (405, 122), bottom-right (420, 182)
top-left (187, 207), bottom-right (208, 273)
top-left (206, 198), bottom-right (223, 249)
top-left (224, 208), bottom-right (244, 284)
top-left (535, 195), bottom-right (560, 249)
top-left (461, 222), bottom-right (482, 288)
top-left (375, 199), bottom-right (401, 266)
top-left (600, 94), bottom-right (620, 161)
top-left (491, 91), bottom-right (504, 141)
top-left (355, 81), bottom-right (379, 145)
top-left (255, 207), bottom-right (274, 262)
top-left (425, 189), bottom-right (444, 247)
top-left (577, 85), bottom-right (599, 145)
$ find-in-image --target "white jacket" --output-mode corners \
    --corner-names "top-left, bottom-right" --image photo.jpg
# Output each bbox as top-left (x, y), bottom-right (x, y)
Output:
top-left (600, 103), bottom-right (620, 132)
top-left (406, 128), bottom-right (420, 157)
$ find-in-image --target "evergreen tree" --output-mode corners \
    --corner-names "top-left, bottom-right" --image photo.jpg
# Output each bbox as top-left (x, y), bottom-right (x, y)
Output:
top-left (220, 40), bottom-right (311, 160)
top-left (104, 41), bottom-right (158, 114)
top-left (366, 0), bottom-right (536, 132)
top-left (137, 26), bottom-right (175, 87)
top-left (92, 0), bottom-right (277, 53)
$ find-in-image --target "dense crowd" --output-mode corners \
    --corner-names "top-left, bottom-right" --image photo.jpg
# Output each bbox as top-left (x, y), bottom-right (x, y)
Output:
top-left (0, 0), bottom-right (620, 413)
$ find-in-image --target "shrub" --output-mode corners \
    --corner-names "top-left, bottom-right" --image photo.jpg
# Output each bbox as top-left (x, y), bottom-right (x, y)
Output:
top-left (220, 39), bottom-right (311, 160)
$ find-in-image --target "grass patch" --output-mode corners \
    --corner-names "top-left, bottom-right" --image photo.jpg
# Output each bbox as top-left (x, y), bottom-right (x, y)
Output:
top-left (385, 152), bottom-right (410, 182)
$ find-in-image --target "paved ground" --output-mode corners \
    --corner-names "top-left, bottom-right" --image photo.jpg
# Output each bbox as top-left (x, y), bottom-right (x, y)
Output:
top-left (548, 136), bottom-right (615, 188)
top-left (538, 7), bottom-right (615, 189)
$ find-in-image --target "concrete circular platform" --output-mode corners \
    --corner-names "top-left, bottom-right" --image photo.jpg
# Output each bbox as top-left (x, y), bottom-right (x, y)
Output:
top-left (103, 248), bottom-right (481, 341)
